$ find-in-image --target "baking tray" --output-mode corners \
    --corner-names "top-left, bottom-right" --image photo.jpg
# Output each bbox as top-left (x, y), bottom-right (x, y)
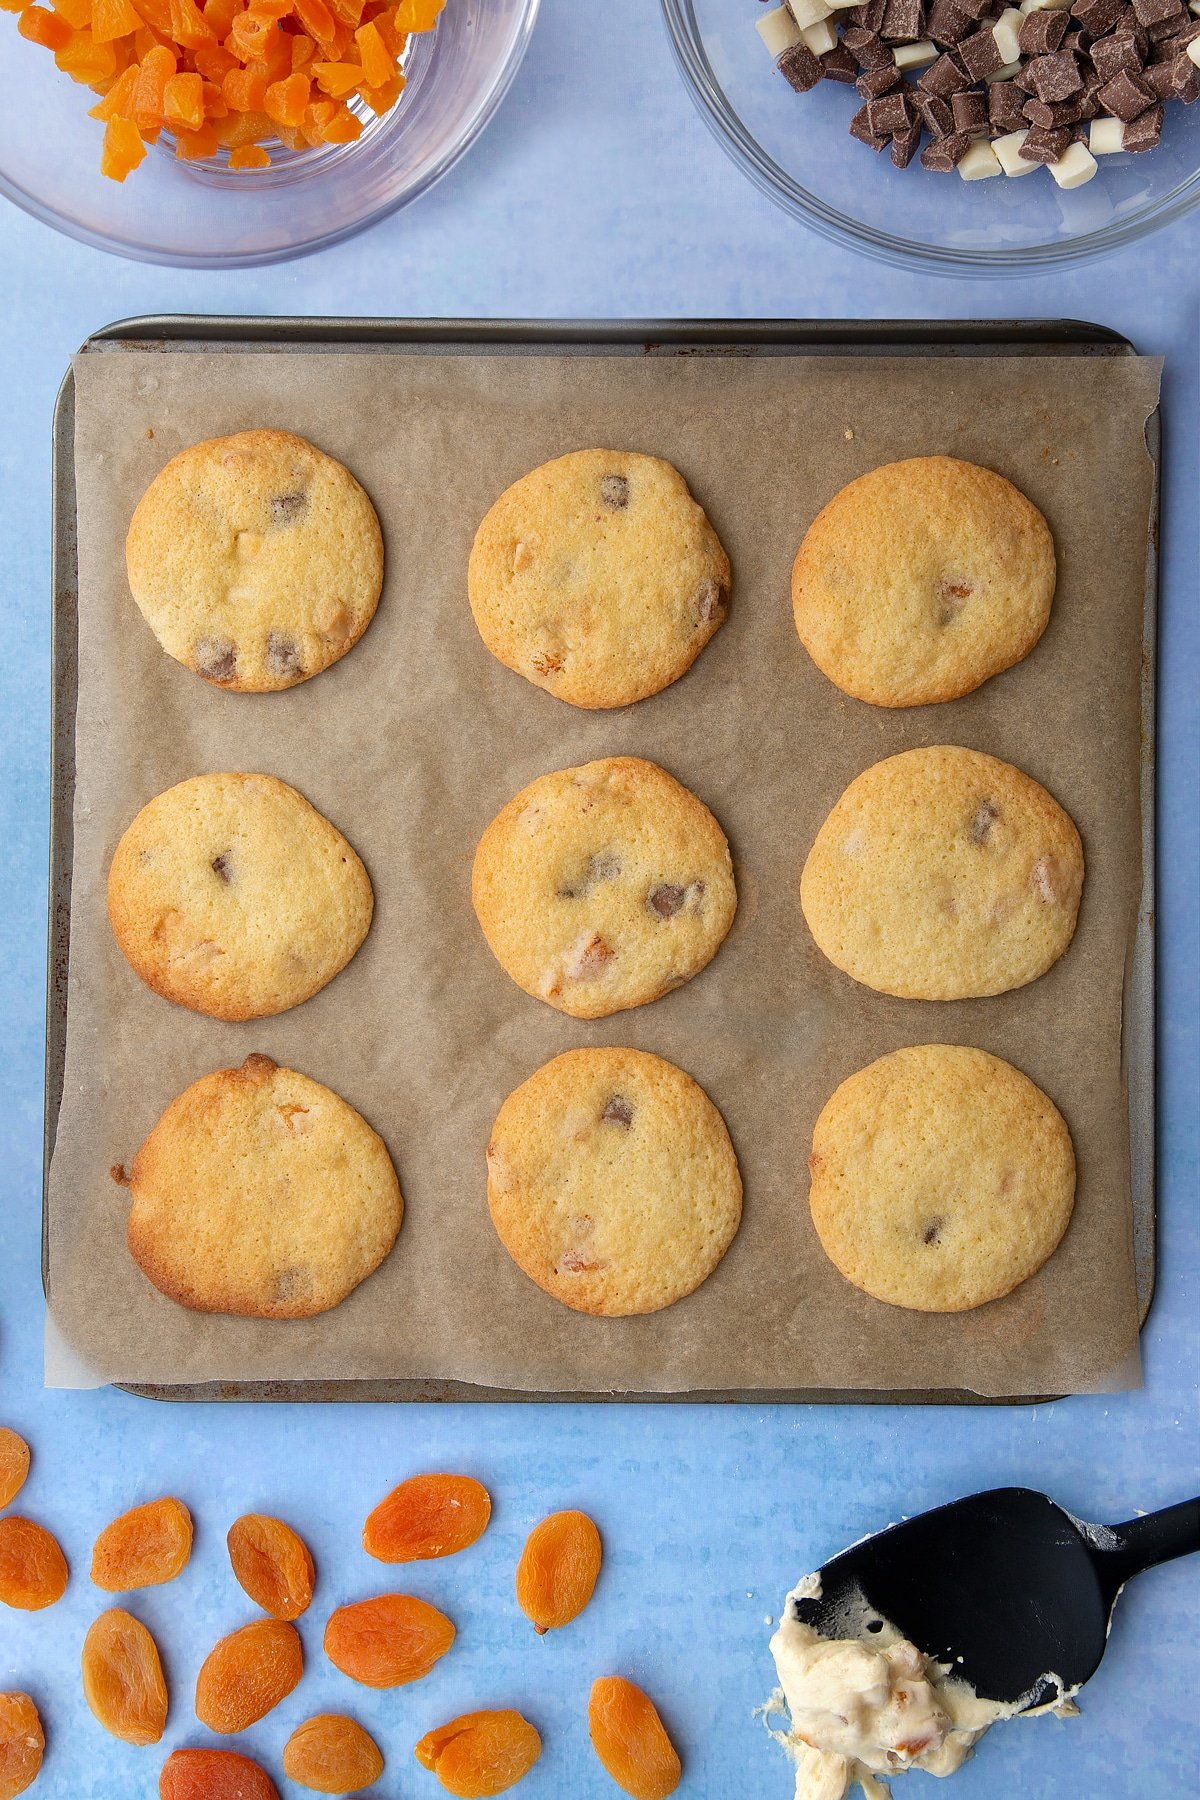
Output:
top-left (45, 316), bottom-right (1159, 1405)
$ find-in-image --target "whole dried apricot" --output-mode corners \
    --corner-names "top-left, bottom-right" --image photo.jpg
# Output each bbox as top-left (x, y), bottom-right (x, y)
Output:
top-left (82, 1607), bottom-right (168, 1746)
top-left (324, 1593), bottom-right (454, 1688)
top-left (0, 1433), bottom-right (30, 1511)
top-left (227, 1513), bottom-right (314, 1620)
top-left (415, 1710), bottom-right (541, 1798)
top-left (588, 1677), bottom-right (681, 1800)
top-left (0, 1692), bottom-right (44, 1799)
top-left (159, 1746), bottom-right (281, 1800)
top-left (0, 1519), bottom-right (68, 1611)
top-left (363, 1474), bottom-right (491, 1564)
top-left (282, 1713), bottom-right (383, 1793)
top-left (92, 1497), bottom-right (193, 1591)
top-left (195, 1619), bottom-right (302, 1732)
top-left (515, 1510), bottom-right (601, 1634)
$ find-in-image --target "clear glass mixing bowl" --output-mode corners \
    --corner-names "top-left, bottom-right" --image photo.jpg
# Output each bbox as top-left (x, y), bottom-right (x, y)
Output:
top-left (662, 0), bottom-right (1200, 273)
top-left (0, 0), bottom-right (539, 267)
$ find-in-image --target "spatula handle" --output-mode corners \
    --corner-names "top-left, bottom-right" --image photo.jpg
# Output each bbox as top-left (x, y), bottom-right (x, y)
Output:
top-left (1104, 1498), bottom-right (1200, 1586)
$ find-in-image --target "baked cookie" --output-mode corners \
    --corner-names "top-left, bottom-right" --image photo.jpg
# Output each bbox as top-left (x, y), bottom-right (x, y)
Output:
top-left (467, 450), bottom-right (730, 708)
top-left (800, 746), bottom-right (1083, 1000)
top-left (792, 456), bottom-right (1056, 707)
top-left (808, 1045), bottom-right (1075, 1312)
top-left (486, 1047), bottom-right (742, 1316)
top-left (108, 772), bottom-right (373, 1021)
top-left (125, 1054), bottom-right (403, 1319)
top-left (125, 430), bottom-right (383, 691)
top-left (472, 757), bottom-right (736, 1019)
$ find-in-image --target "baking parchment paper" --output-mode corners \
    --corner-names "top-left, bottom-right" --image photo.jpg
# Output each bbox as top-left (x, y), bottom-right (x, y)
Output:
top-left (47, 345), bottom-right (1161, 1397)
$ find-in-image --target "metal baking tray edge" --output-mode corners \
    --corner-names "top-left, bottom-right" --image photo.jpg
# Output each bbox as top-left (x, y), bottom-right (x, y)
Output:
top-left (45, 315), bottom-right (1159, 1406)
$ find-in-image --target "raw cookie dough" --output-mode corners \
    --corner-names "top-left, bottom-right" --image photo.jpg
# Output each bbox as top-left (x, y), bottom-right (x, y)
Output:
top-left (468, 449), bottom-right (730, 708)
top-left (125, 429), bottom-right (383, 691)
top-left (472, 756), bottom-right (737, 1019)
top-left (792, 456), bottom-right (1055, 707)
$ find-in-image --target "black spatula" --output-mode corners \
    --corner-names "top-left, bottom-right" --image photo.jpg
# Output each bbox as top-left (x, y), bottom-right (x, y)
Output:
top-left (790, 1488), bottom-right (1199, 1709)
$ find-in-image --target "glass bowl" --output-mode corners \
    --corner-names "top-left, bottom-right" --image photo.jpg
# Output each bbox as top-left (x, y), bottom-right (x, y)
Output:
top-left (0, 0), bottom-right (539, 267)
top-left (662, 0), bottom-right (1200, 273)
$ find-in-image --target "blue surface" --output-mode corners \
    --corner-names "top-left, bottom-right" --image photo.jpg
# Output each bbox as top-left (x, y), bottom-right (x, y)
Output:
top-left (1, 2), bottom-right (1197, 1794)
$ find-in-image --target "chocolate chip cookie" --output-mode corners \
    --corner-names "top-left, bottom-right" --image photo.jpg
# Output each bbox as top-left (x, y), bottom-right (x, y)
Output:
top-left (125, 430), bottom-right (383, 691)
top-left (125, 1054), bottom-right (403, 1319)
top-left (472, 757), bottom-right (737, 1019)
top-left (107, 772), bottom-right (373, 1020)
top-left (467, 450), bottom-right (730, 708)
top-left (800, 746), bottom-right (1083, 999)
top-left (808, 1045), bottom-right (1075, 1312)
top-left (486, 1047), bottom-right (742, 1316)
top-left (792, 456), bottom-right (1056, 707)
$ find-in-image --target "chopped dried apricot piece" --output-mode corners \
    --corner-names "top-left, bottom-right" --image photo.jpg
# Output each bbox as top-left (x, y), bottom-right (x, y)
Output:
top-left (167, 0), bottom-right (211, 42)
top-left (359, 69), bottom-right (402, 112)
top-left (82, 1608), bottom-right (169, 1746)
top-left (159, 1746), bottom-right (281, 1800)
top-left (163, 67), bottom-right (204, 125)
top-left (0, 1432), bottom-right (30, 1512)
top-left (0, 1692), bottom-right (43, 1800)
top-left (318, 101), bottom-right (360, 141)
top-left (54, 0), bottom-right (94, 24)
top-left (133, 42), bottom-right (176, 125)
top-left (264, 68), bottom-right (308, 123)
top-left (193, 39), bottom-right (236, 75)
top-left (415, 1711), bottom-right (541, 1798)
top-left (227, 1514), bottom-right (314, 1620)
top-left (300, 96), bottom-right (336, 141)
top-left (290, 32), bottom-right (313, 68)
top-left (173, 119), bottom-right (219, 154)
top-left (221, 63), bottom-right (267, 108)
top-left (588, 1678), bottom-right (681, 1800)
top-left (0, 1519), bottom-right (68, 1611)
top-left (89, 62), bottom-right (139, 116)
top-left (283, 1714), bottom-right (384, 1794)
top-left (228, 142), bottom-right (270, 165)
top-left (90, 0), bottom-right (138, 39)
top-left (394, 0), bottom-right (440, 25)
top-left (292, 0), bottom-right (334, 39)
top-left (515, 1510), bottom-right (602, 1634)
top-left (353, 18), bottom-right (388, 84)
top-left (92, 1497), bottom-right (193, 1591)
top-left (18, 3), bottom-right (72, 45)
top-left (324, 1593), bottom-right (454, 1688)
top-left (102, 114), bottom-right (148, 176)
top-left (310, 57), bottom-right (359, 94)
top-left (211, 102), bottom-right (271, 142)
top-left (55, 25), bottom-right (117, 77)
top-left (195, 1619), bottom-right (303, 1732)
top-left (363, 1474), bottom-right (491, 1565)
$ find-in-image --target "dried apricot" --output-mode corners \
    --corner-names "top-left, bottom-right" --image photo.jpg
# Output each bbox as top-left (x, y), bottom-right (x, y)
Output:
top-left (227, 1514), bottom-right (314, 1620)
top-left (324, 1593), bottom-right (454, 1688)
top-left (159, 1746), bottom-right (281, 1800)
top-left (0, 1693), bottom-right (44, 1800)
top-left (92, 1497), bottom-right (193, 1591)
top-left (82, 1608), bottom-right (168, 1746)
top-left (0, 1433), bottom-right (30, 1511)
top-left (195, 1619), bottom-right (302, 1732)
top-left (415, 1710), bottom-right (541, 1798)
top-left (363, 1474), bottom-right (491, 1564)
top-left (515, 1510), bottom-right (601, 1634)
top-left (0, 1519), bottom-right (68, 1611)
top-left (282, 1714), bottom-right (383, 1793)
top-left (588, 1677), bottom-right (681, 1800)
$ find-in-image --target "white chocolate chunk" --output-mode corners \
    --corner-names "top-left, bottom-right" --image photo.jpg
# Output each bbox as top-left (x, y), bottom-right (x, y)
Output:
top-left (1191, 0), bottom-right (1200, 16)
top-left (993, 128), bottom-right (1041, 173)
top-left (987, 57), bottom-right (1024, 78)
top-left (822, 0), bottom-right (863, 10)
top-left (1089, 115), bottom-right (1126, 152)
top-left (802, 16), bottom-right (839, 52)
top-left (958, 139), bottom-right (1003, 178)
top-left (757, 4), bottom-right (803, 55)
top-left (1188, 32), bottom-right (1200, 61)
top-left (992, 7), bottom-right (1023, 60)
top-left (1048, 141), bottom-right (1098, 186)
top-left (789, 0), bottom-right (837, 18)
top-left (894, 37), bottom-right (939, 65)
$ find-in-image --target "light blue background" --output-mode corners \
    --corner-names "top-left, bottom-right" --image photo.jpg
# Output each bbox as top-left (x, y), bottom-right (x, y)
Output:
top-left (1, 1), bottom-right (1197, 1794)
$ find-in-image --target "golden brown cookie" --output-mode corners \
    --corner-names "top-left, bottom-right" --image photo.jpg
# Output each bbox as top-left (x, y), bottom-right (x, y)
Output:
top-left (808, 1045), bottom-right (1075, 1312)
top-left (800, 747), bottom-right (1083, 1000)
top-left (107, 773), bottom-right (373, 1021)
top-left (486, 1048), bottom-right (742, 1316)
top-left (467, 450), bottom-right (730, 708)
top-left (472, 757), bottom-right (736, 1019)
top-left (125, 1054), bottom-right (403, 1319)
top-left (125, 430), bottom-right (383, 691)
top-left (792, 456), bottom-right (1055, 707)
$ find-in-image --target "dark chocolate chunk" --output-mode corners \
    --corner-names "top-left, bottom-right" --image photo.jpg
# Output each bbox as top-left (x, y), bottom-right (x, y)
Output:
top-left (1145, 6), bottom-right (1185, 33)
top-left (951, 85), bottom-right (989, 127)
top-left (858, 61), bottom-right (903, 93)
top-left (265, 631), bottom-right (302, 679)
top-left (1122, 96), bottom-right (1165, 141)
top-left (919, 48), bottom-right (970, 89)
top-left (1023, 93), bottom-right (1084, 121)
top-left (1142, 54), bottom-right (1178, 89)
top-left (1020, 7), bottom-right (1070, 51)
top-left (917, 89), bottom-right (957, 129)
top-left (868, 89), bottom-right (915, 131)
top-left (268, 490), bottom-right (306, 527)
top-left (1097, 63), bottom-right (1156, 108)
top-left (844, 25), bottom-right (894, 64)
top-left (1131, 0), bottom-right (1183, 23)
top-left (779, 39), bottom-right (824, 89)
top-left (192, 637), bottom-right (237, 684)
top-left (958, 25), bottom-right (1005, 75)
top-left (647, 883), bottom-right (687, 920)
top-left (970, 802), bottom-right (1000, 846)
top-left (1090, 30), bottom-right (1145, 77)
top-left (849, 101), bottom-right (890, 145)
top-left (1026, 48), bottom-right (1085, 95)
top-left (1018, 120), bottom-right (1074, 156)
top-left (1169, 51), bottom-right (1200, 97)
top-left (988, 77), bottom-right (1029, 125)
top-left (891, 116), bottom-right (924, 162)
top-left (955, 0), bottom-right (994, 19)
top-left (600, 474), bottom-right (629, 508)
top-left (821, 43), bottom-right (862, 80)
top-left (693, 577), bottom-right (727, 624)
top-left (601, 1095), bottom-right (634, 1128)
top-left (882, 0), bottom-right (926, 38)
top-left (920, 127), bottom-right (972, 165)
top-left (927, 0), bottom-right (971, 38)
top-left (211, 853), bottom-right (232, 883)
top-left (1072, 0), bottom-right (1124, 28)
top-left (848, 0), bottom-right (888, 28)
